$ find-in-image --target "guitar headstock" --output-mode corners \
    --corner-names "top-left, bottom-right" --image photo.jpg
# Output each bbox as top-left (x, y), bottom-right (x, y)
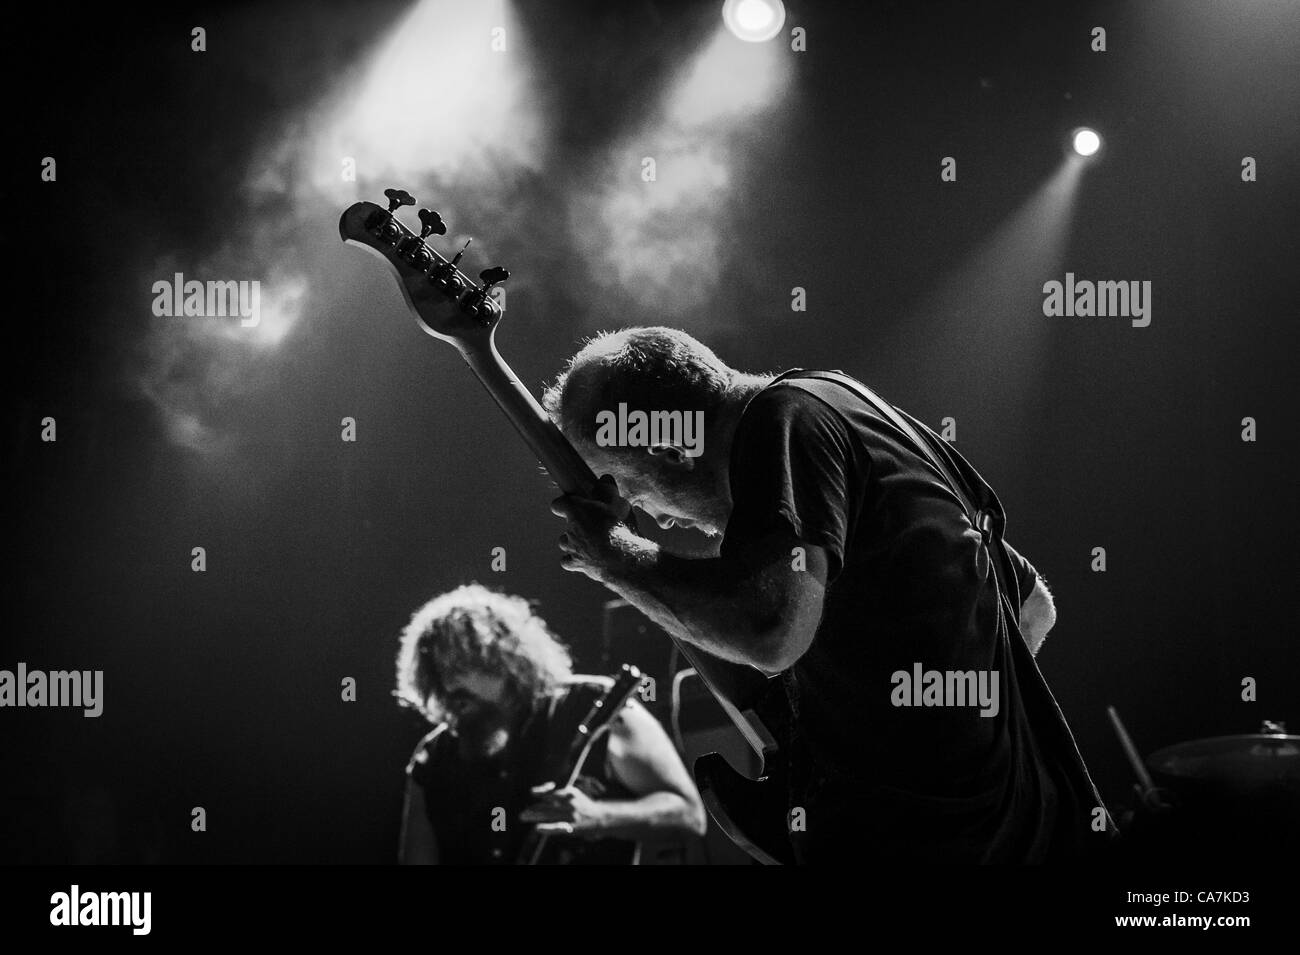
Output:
top-left (339, 188), bottom-right (509, 346)
top-left (586, 664), bottom-right (645, 736)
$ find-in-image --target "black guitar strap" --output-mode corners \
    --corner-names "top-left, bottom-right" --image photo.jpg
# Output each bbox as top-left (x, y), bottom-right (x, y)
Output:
top-left (773, 369), bottom-right (1020, 625)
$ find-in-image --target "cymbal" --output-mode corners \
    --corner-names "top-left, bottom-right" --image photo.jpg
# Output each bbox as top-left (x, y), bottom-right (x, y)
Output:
top-left (1149, 734), bottom-right (1300, 783)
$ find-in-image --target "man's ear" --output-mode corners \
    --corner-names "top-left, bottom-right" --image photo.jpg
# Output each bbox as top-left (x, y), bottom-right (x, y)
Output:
top-left (646, 444), bottom-right (695, 469)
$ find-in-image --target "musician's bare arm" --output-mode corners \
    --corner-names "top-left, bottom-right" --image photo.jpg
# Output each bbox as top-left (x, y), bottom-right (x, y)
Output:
top-left (553, 475), bottom-right (828, 673)
top-left (1018, 576), bottom-right (1057, 657)
top-left (598, 522), bottom-right (826, 675)
top-left (398, 777), bottom-right (440, 865)
top-left (594, 700), bottom-right (708, 840)
top-left (520, 699), bottom-right (707, 840)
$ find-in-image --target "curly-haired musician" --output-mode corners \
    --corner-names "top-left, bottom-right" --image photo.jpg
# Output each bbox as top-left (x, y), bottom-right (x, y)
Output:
top-left (395, 583), bottom-right (706, 865)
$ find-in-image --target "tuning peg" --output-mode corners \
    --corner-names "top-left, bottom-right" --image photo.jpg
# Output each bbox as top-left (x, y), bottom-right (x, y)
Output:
top-left (428, 240), bottom-right (470, 297)
top-left (418, 209), bottom-right (447, 239)
top-left (460, 265), bottom-right (509, 325)
top-left (383, 188), bottom-right (416, 213)
top-left (479, 266), bottom-right (509, 290)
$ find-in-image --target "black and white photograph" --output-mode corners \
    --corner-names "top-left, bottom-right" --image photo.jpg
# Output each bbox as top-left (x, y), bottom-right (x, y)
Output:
top-left (4, 0), bottom-right (1297, 937)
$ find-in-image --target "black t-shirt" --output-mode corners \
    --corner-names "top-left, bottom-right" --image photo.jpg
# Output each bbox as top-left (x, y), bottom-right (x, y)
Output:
top-left (406, 678), bottom-right (639, 865)
top-left (719, 370), bottom-right (1111, 864)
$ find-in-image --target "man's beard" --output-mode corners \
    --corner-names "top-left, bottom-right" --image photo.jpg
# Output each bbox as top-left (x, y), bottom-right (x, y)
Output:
top-left (452, 703), bottom-right (514, 760)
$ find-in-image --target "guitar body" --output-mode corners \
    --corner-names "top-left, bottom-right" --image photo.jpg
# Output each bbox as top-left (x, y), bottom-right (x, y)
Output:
top-left (695, 754), bottom-right (794, 866)
top-left (341, 195), bottom-right (793, 863)
top-left (691, 668), bottom-right (796, 865)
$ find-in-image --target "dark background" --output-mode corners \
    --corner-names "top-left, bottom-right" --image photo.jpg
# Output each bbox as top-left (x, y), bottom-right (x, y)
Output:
top-left (4, 0), bottom-right (1297, 862)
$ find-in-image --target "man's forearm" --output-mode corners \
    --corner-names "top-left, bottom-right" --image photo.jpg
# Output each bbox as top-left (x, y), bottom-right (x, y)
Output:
top-left (591, 791), bottom-right (706, 841)
top-left (603, 528), bottom-right (784, 670)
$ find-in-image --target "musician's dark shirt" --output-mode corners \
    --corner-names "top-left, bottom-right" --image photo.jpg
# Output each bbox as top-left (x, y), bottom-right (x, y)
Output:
top-left (720, 370), bottom-right (1113, 863)
top-left (406, 678), bottom-right (639, 865)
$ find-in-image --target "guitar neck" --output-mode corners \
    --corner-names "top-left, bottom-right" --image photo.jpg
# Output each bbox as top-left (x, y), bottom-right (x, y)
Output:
top-left (457, 339), bottom-right (598, 496)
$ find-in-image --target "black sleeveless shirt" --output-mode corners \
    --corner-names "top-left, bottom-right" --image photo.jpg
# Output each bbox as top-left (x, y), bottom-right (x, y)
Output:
top-left (406, 677), bottom-right (640, 865)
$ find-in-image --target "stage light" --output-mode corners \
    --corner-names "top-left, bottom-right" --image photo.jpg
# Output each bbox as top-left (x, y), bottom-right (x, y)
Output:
top-left (571, 6), bottom-right (793, 316)
top-left (722, 0), bottom-right (785, 43)
top-left (669, 27), bottom-right (790, 126)
top-left (287, 0), bottom-right (539, 199)
top-left (1072, 127), bottom-right (1102, 157)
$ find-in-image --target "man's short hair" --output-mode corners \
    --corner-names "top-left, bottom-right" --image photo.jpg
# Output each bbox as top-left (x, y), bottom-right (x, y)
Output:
top-left (541, 326), bottom-right (735, 449)
top-left (394, 584), bottom-right (572, 723)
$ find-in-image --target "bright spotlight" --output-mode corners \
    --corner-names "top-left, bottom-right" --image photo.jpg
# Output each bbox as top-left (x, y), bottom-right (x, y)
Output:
top-left (723, 0), bottom-right (786, 43)
top-left (1072, 127), bottom-right (1102, 157)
